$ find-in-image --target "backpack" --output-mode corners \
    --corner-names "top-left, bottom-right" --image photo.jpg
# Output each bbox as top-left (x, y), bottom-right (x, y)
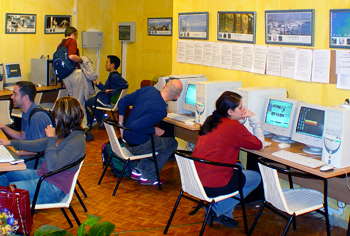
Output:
top-left (29, 107), bottom-right (55, 127)
top-left (101, 141), bottom-right (137, 177)
top-left (52, 39), bottom-right (76, 82)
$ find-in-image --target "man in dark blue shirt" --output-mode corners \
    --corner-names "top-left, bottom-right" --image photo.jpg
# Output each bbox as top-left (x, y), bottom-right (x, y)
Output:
top-left (118, 79), bottom-right (183, 185)
top-left (86, 55), bottom-right (128, 128)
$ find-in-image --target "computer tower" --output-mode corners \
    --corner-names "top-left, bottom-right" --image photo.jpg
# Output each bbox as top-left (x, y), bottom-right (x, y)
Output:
top-left (31, 59), bottom-right (57, 86)
top-left (195, 81), bottom-right (242, 124)
top-left (237, 87), bottom-right (287, 134)
top-left (322, 105), bottom-right (350, 168)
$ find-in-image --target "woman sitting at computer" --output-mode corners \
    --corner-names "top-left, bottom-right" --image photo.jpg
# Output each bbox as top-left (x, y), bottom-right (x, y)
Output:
top-left (0, 97), bottom-right (86, 204)
top-left (192, 91), bottom-right (264, 228)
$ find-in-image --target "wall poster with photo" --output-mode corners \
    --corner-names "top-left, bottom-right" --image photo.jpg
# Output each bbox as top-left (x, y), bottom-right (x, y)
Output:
top-left (148, 17), bottom-right (172, 36)
top-left (179, 12), bottom-right (209, 40)
top-left (5, 13), bottom-right (36, 34)
top-left (329, 9), bottom-right (350, 49)
top-left (217, 11), bottom-right (256, 43)
top-left (45, 15), bottom-right (71, 34)
top-left (265, 9), bottom-right (314, 46)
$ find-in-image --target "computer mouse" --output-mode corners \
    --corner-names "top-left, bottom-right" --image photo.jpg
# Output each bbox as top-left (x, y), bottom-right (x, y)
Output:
top-left (320, 165), bottom-right (334, 172)
top-left (278, 143), bottom-right (291, 149)
top-left (36, 84), bottom-right (42, 87)
top-left (184, 121), bottom-right (195, 126)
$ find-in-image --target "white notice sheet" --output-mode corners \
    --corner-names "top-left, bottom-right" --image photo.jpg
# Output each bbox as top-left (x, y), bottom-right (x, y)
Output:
top-left (232, 43), bottom-right (243, 71)
top-left (266, 46), bottom-right (281, 77)
top-left (281, 47), bottom-right (297, 78)
top-left (221, 42), bottom-right (233, 69)
top-left (185, 41), bottom-right (194, 64)
top-left (212, 42), bottom-right (222, 68)
top-left (202, 42), bottom-right (213, 67)
top-left (193, 41), bottom-right (203, 65)
top-left (177, 40), bottom-right (186, 63)
top-left (336, 74), bottom-right (350, 90)
top-left (252, 45), bottom-right (267, 74)
top-left (294, 48), bottom-right (313, 82)
top-left (241, 44), bottom-right (254, 72)
top-left (336, 50), bottom-right (350, 75)
top-left (311, 49), bottom-right (330, 83)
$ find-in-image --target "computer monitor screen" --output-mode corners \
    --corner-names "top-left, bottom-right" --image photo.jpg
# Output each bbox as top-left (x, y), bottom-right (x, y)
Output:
top-left (1, 63), bottom-right (23, 86)
top-left (182, 82), bottom-right (197, 113)
top-left (292, 102), bottom-right (325, 154)
top-left (262, 97), bottom-right (299, 142)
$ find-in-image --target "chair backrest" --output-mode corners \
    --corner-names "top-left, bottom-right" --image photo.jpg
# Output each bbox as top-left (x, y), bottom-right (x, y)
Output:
top-left (34, 92), bottom-right (43, 104)
top-left (174, 154), bottom-right (212, 202)
top-left (0, 100), bottom-right (13, 125)
top-left (258, 162), bottom-right (290, 213)
top-left (104, 122), bottom-right (127, 160)
top-left (111, 88), bottom-right (128, 111)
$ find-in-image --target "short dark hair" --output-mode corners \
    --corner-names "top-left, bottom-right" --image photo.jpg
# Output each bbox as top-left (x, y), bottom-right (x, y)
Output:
top-left (107, 55), bottom-right (120, 69)
top-left (16, 81), bottom-right (36, 102)
top-left (65, 27), bottom-right (78, 37)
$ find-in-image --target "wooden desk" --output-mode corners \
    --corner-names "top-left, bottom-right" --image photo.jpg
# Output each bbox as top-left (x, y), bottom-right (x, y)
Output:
top-left (0, 130), bottom-right (26, 171)
top-left (163, 117), bottom-right (200, 144)
top-left (0, 84), bottom-right (62, 100)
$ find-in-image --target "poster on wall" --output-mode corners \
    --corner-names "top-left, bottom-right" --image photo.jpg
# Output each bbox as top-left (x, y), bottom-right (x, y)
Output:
top-left (148, 17), bottom-right (172, 36)
top-left (179, 12), bottom-right (209, 40)
top-left (217, 11), bottom-right (256, 44)
top-left (5, 13), bottom-right (36, 34)
top-left (45, 15), bottom-right (71, 34)
top-left (265, 9), bottom-right (314, 46)
top-left (329, 9), bottom-right (350, 49)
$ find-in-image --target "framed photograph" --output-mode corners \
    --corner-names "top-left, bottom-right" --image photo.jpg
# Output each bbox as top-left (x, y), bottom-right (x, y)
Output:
top-left (148, 17), bottom-right (172, 36)
top-left (179, 12), bottom-right (209, 39)
top-left (265, 9), bottom-right (314, 46)
top-left (45, 15), bottom-right (71, 34)
top-left (217, 11), bottom-right (256, 43)
top-left (5, 13), bottom-right (36, 34)
top-left (329, 9), bottom-right (350, 48)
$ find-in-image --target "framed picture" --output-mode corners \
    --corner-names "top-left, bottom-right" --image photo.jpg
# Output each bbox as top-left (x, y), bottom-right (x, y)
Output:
top-left (5, 13), bottom-right (36, 34)
top-left (329, 9), bottom-right (350, 49)
top-left (45, 15), bottom-right (71, 34)
top-left (148, 17), bottom-right (172, 36)
top-left (265, 9), bottom-right (314, 46)
top-left (179, 12), bottom-right (209, 39)
top-left (217, 11), bottom-right (256, 43)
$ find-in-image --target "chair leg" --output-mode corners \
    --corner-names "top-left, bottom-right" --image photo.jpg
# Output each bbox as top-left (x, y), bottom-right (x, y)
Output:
top-left (112, 159), bottom-right (130, 196)
top-left (74, 189), bottom-right (88, 212)
top-left (68, 205), bottom-right (81, 226)
top-left (200, 201), bottom-right (214, 236)
top-left (77, 180), bottom-right (87, 198)
top-left (240, 198), bottom-right (248, 234)
top-left (98, 152), bottom-right (113, 185)
top-left (164, 190), bottom-right (184, 234)
top-left (248, 200), bottom-right (267, 236)
top-left (282, 214), bottom-right (295, 236)
top-left (150, 136), bottom-right (162, 191)
top-left (347, 213), bottom-right (350, 236)
top-left (60, 208), bottom-right (74, 228)
top-left (292, 215), bottom-right (297, 231)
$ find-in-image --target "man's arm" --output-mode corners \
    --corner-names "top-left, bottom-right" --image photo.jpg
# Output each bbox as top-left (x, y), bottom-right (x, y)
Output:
top-left (0, 123), bottom-right (25, 140)
top-left (68, 54), bottom-right (82, 63)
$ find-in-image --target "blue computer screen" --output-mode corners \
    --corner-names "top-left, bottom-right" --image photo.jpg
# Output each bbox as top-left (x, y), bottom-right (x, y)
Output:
top-left (295, 106), bottom-right (324, 138)
top-left (184, 83), bottom-right (196, 106)
top-left (6, 64), bottom-right (21, 78)
top-left (265, 99), bottom-right (294, 128)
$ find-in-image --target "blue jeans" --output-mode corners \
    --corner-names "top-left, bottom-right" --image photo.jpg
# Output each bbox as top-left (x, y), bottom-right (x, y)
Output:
top-left (212, 169), bottom-right (261, 218)
top-left (24, 156), bottom-right (45, 170)
top-left (125, 136), bottom-right (178, 181)
top-left (0, 170), bottom-right (66, 204)
top-left (85, 96), bottom-right (107, 124)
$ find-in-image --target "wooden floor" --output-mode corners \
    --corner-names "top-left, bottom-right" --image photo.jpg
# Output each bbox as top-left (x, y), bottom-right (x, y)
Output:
top-left (30, 126), bottom-right (347, 235)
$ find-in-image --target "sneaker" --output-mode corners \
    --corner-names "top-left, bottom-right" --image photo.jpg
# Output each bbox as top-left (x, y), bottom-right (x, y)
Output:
top-left (84, 129), bottom-right (94, 141)
top-left (91, 120), bottom-right (98, 127)
top-left (98, 122), bottom-right (105, 129)
top-left (131, 169), bottom-right (142, 180)
top-left (139, 178), bottom-right (166, 185)
top-left (214, 215), bottom-right (238, 228)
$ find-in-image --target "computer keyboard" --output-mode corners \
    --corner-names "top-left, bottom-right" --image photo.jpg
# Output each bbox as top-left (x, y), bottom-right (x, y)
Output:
top-left (0, 145), bottom-right (15, 162)
top-left (5, 86), bottom-right (15, 91)
top-left (271, 150), bottom-right (326, 169)
top-left (167, 113), bottom-right (195, 123)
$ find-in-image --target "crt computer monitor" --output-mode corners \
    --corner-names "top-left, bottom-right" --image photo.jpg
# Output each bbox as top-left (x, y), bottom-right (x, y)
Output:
top-left (1, 63), bottom-right (23, 86)
top-left (291, 102), bottom-right (326, 155)
top-left (182, 82), bottom-right (197, 114)
top-left (262, 96), bottom-right (299, 143)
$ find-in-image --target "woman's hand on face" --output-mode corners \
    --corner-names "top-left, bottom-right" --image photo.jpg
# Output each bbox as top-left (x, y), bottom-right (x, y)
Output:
top-left (0, 138), bottom-right (10, 146)
top-left (45, 125), bottom-right (56, 137)
top-left (241, 108), bottom-right (255, 118)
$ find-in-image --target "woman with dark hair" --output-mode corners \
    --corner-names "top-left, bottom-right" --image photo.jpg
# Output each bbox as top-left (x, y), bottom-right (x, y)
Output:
top-left (193, 91), bottom-right (264, 228)
top-left (0, 97), bottom-right (86, 204)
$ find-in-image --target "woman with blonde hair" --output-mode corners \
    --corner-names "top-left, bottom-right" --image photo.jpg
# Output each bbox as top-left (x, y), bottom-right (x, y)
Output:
top-left (0, 97), bottom-right (86, 204)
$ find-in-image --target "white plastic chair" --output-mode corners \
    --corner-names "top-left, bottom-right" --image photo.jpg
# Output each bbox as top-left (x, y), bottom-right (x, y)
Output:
top-left (89, 88), bottom-right (128, 129)
top-left (164, 150), bottom-right (248, 236)
top-left (99, 119), bottom-right (161, 195)
top-left (40, 88), bottom-right (68, 111)
top-left (31, 156), bottom-right (85, 227)
top-left (248, 158), bottom-right (330, 236)
top-left (0, 99), bottom-right (14, 125)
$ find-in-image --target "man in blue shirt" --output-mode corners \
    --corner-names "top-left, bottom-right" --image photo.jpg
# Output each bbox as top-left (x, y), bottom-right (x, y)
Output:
top-left (0, 81), bottom-right (54, 168)
top-left (85, 55), bottom-right (128, 128)
top-left (118, 79), bottom-right (183, 185)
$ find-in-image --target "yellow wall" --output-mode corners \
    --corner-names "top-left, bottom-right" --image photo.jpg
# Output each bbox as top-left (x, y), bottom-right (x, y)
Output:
top-left (172, 0), bottom-right (350, 107)
top-left (0, 0), bottom-right (173, 93)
